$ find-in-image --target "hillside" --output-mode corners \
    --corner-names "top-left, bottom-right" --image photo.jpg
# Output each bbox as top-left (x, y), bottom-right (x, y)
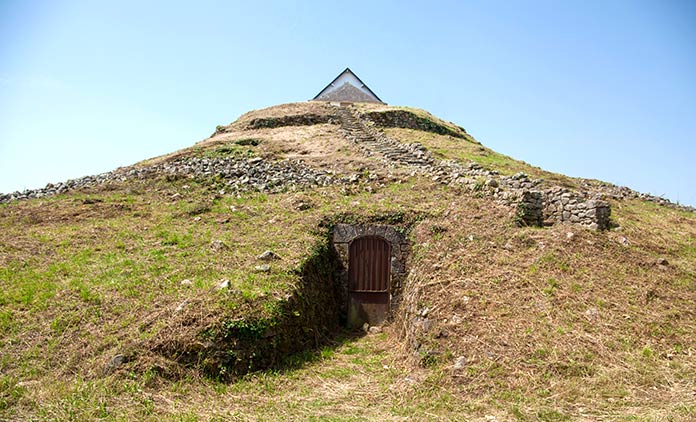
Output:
top-left (1, 102), bottom-right (695, 421)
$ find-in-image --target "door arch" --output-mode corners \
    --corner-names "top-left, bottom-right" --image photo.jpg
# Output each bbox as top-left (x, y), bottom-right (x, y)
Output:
top-left (348, 236), bottom-right (391, 326)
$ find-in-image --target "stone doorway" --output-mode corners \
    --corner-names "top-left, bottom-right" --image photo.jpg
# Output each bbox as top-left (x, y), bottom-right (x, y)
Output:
top-left (332, 223), bottom-right (410, 328)
top-left (348, 236), bottom-right (391, 326)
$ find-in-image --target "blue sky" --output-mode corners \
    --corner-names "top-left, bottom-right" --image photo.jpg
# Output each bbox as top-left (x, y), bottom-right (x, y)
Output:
top-left (1, 0), bottom-right (695, 205)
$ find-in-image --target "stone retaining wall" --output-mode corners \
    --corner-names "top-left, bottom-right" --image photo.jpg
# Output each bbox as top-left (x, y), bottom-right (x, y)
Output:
top-left (0, 156), bottom-right (355, 203)
top-left (506, 186), bottom-right (611, 230)
top-left (151, 238), bottom-right (343, 380)
top-left (334, 107), bottom-right (615, 231)
top-left (246, 113), bottom-right (334, 130)
top-left (360, 110), bottom-right (467, 139)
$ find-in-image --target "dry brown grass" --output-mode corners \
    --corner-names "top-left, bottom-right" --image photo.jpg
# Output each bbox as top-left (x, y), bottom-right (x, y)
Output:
top-left (399, 196), bottom-right (696, 420)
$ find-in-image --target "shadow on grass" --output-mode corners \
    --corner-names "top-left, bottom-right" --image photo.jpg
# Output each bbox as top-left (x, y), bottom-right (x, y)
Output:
top-left (276, 328), bottom-right (367, 373)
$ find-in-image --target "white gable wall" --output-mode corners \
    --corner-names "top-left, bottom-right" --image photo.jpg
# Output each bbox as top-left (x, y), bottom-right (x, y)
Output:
top-left (320, 71), bottom-right (369, 97)
top-left (314, 69), bottom-right (383, 103)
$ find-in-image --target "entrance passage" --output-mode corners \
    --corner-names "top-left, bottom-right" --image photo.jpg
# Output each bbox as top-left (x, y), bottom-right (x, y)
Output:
top-left (348, 236), bottom-right (391, 327)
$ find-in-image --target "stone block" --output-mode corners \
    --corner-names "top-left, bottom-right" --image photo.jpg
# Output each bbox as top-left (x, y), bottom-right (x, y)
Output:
top-left (384, 228), bottom-right (401, 245)
top-left (391, 242), bottom-right (402, 259)
top-left (334, 243), bottom-right (349, 264)
top-left (333, 224), bottom-right (356, 243)
top-left (354, 225), bottom-right (367, 238)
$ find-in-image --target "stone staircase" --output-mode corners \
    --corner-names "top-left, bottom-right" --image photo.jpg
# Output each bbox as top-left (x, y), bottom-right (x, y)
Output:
top-left (333, 105), bottom-right (612, 230)
top-left (335, 106), bottom-right (434, 168)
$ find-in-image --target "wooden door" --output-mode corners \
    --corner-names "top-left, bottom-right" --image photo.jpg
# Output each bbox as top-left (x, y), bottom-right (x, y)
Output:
top-left (348, 236), bottom-right (391, 326)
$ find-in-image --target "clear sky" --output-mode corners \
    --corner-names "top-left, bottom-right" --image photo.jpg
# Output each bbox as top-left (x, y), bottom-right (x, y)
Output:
top-left (1, 0), bottom-right (695, 205)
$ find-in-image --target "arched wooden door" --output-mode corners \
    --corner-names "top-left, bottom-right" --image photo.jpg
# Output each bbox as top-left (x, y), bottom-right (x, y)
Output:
top-left (348, 236), bottom-right (391, 327)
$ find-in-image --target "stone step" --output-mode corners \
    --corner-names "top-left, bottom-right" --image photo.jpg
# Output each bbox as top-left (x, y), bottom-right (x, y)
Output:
top-left (337, 108), bottom-right (435, 169)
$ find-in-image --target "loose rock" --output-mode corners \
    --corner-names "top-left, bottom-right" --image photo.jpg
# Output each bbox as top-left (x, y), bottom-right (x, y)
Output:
top-left (210, 240), bottom-right (227, 251)
top-left (104, 354), bottom-right (127, 375)
top-left (257, 250), bottom-right (280, 261)
top-left (453, 356), bottom-right (467, 370)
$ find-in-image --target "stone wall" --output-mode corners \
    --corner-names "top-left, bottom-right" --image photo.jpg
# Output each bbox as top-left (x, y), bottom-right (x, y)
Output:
top-left (504, 185), bottom-right (611, 230)
top-left (245, 113), bottom-right (334, 129)
top-left (335, 106), bottom-right (616, 231)
top-left (151, 238), bottom-right (344, 380)
top-left (584, 182), bottom-right (695, 212)
top-left (360, 110), bottom-right (467, 139)
top-left (543, 187), bottom-right (611, 230)
top-left (0, 155), bottom-right (356, 203)
top-left (332, 224), bottom-right (410, 321)
top-left (515, 191), bottom-right (544, 227)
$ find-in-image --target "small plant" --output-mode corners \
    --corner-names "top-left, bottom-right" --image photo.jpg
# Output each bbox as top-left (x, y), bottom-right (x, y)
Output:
top-left (641, 345), bottom-right (654, 359)
top-left (418, 350), bottom-right (439, 368)
top-left (473, 177), bottom-right (487, 192)
top-left (543, 278), bottom-right (559, 296)
top-left (429, 224), bottom-right (447, 235)
top-left (185, 202), bottom-right (211, 216)
top-left (235, 138), bottom-right (261, 146)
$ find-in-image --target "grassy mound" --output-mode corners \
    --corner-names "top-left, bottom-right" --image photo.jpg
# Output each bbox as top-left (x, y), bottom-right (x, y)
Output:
top-left (1, 102), bottom-right (694, 420)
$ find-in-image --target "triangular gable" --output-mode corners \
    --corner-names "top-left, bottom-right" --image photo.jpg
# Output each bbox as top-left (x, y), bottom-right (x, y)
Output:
top-left (312, 68), bottom-right (384, 103)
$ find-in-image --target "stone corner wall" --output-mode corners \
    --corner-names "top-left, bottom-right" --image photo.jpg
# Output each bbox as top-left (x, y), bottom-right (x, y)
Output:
top-left (498, 181), bottom-right (612, 231)
top-left (515, 191), bottom-right (544, 227)
top-left (543, 188), bottom-right (611, 230)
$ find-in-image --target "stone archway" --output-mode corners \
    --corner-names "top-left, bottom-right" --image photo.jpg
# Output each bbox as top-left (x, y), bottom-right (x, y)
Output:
top-left (332, 224), bottom-right (410, 328)
top-left (349, 236), bottom-right (391, 326)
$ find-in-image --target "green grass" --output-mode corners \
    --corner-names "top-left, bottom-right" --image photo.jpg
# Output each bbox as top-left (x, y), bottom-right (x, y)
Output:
top-left (384, 127), bottom-right (580, 188)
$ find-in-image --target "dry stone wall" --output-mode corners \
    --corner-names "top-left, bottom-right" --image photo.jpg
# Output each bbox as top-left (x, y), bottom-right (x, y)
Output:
top-left (152, 238), bottom-right (344, 380)
top-left (335, 106), bottom-right (615, 230)
top-left (360, 110), bottom-right (468, 139)
top-left (4, 104), bottom-right (691, 221)
top-left (516, 191), bottom-right (544, 227)
top-left (245, 113), bottom-right (334, 130)
top-left (582, 182), bottom-right (695, 212)
top-left (496, 184), bottom-right (611, 230)
top-left (0, 155), bottom-right (355, 203)
top-left (543, 187), bottom-right (611, 230)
